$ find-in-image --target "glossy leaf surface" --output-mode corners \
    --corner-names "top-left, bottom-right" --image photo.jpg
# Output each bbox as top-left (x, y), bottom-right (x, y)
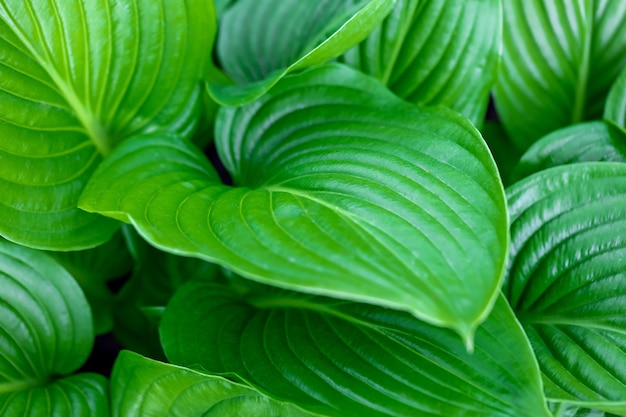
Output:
top-left (210, 0), bottom-right (395, 105)
top-left (81, 64), bottom-right (508, 340)
top-left (160, 279), bottom-right (550, 417)
top-left (512, 121), bottom-right (626, 181)
top-left (111, 351), bottom-right (317, 417)
top-left (0, 239), bottom-right (107, 415)
top-left (505, 163), bottom-right (626, 414)
top-left (494, 1), bottom-right (626, 150)
top-left (0, 0), bottom-right (214, 249)
top-left (0, 374), bottom-right (108, 417)
top-left (342, 0), bottom-right (501, 126)
top-left (605, 67), bottom-right (626, 128)
top-left (550, 402), bottom-right (620, 417)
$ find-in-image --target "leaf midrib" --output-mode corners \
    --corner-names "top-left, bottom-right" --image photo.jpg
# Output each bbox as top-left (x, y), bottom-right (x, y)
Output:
top-left (0, 5), bottom-right (110, 155)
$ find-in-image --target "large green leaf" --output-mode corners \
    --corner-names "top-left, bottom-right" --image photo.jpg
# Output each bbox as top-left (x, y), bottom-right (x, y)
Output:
top-left (341, 0), bottom-right (501, 126)
top-left (47, 231), bottom-right (133, 335)
top-left (494, 1), bottom-right (626, 150)
top-left (0, 374), bottom-right (108, 417)
top-left (505, 162), bottom-right (626, 414)
top-left (111, 226), bottom-right (218, 359)
top-left (111, 351), bottom-right (318, 417)
top-left (0, 0), bottom-right (214, 250)
top-left (511, 121), bottom-right (626, 182)
top-left (160, 279), bottom-right (550, 417)
top-left (605, 67), bottom-right (626, 128)
top-left (81, 64), bottom-right (508, 341)
top-left (209, 0), bottom-right (395, 105)
top-left (0, 239), bottom-right (107, 415)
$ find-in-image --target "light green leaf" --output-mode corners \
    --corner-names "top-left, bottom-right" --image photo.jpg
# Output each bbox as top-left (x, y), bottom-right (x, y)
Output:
top-left (111, 351), bottom-right (319, 417)
top-left (494, 1), bottom-right (626, 150)
top-left (505, 162), bottom-right (626, 414)
top-left (81, 64), bottom-right (508, 342)
top-left (0, 239), bottom-right (107, 415)
top-left (605, 67), bottom-right (626, 128)
top-left (512, 121), bottom-right (626, 182)
top-left (208, 0), bottom-right (395, 105)
top-left (0, 374), bottom-right (108, 417)
top-left (47, 231), bottom-right (133, 334)
top-left (341, 0), bottom-right (501, 126)
top-left (111, 226), bottom-right (218, 360)
top-left (0, 0), bottom-right (214, 250)
top-left (160, 279), bottom-right (550, 417)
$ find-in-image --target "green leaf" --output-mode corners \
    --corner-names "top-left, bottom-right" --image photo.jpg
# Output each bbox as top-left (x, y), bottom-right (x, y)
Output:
top-left (0, 0), bottom-right (214, 250)
top-left (511, 121), bottom-right (626, 182)
top-left (494, 1), bottom-right (626, 150)
top-left (481, 120), bottom-right (522, 187)
top-left (111, 226), bottom-right (218, 359)
top-left (605, 67), bottom-right (626, 129)
top-left (47, 231), bottom-right (133, 335)
top-left (81, 64), bottom-right (508, 342)
top-left (550, 402), bottom-right (620, 417)
top-left (160, 279), bottom-right (550, 417)
top-left (0, 239), bottom-right (107, 415)
top-left (208, 0), bottom-right (395, 105)
top-left (505, 162), bottom-right (626, 414)
top-left (111, 351), bottom-right (318, 417)
top-left (341, 0), bottom-right (501, 126)
top-left (0, 374), bottom-right (108, 417)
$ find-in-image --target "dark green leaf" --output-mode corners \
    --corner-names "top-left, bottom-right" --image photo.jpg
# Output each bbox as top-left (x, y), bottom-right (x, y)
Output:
top-left (0, 374), bottom-right (108, 417)
top-left (81, 64), bottom-right (508, 341)
top-left (481, 120), bottom-right (522, 187)
top-left (47, 231), bottom-right (133, 334)
top-left (505, 162), bottom-right (626, 414)
top-left (512, 121), bottom-right (626, 182)
top-left (160, 279), bottom-right (550, 417)
top-left (605, 67), bottom-right (626, 128)
top-left (111, 351), bottom-right (318, 417)
top-left (549, 402), bottom-right (621, 417)
top-left (494, 1), bottom-right (626, 150)
top-left (209, 0), bottom-right (395, 105)
top-left (0, 0), bottom-right (214, 249)
top-left (111, 227), bottom-right (218, 359)
top-left (342, 0), bottom-right (501, 126)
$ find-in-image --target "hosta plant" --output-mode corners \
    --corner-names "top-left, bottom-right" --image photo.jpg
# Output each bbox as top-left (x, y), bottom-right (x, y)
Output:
top-left (1, 0), bottom-right (626, 416)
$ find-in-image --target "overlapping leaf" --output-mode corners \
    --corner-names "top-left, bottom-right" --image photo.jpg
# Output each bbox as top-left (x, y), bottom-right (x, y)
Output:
top-left (209, 0), bottom-right (395, 105)
top-left (341, 0), bottom-right (501, 126)
top-left (112, 227), bottom-right (218, 359)
top-left (0, 0), bottom-right (214, 249)
top-left (605, 67), bottom-right (626, 128)
top-left (0, 239), bottom-right (107, 415)
top-left (81, 64), bottom-right (507, 341)
top-left (512, 121), bottom-right (626, 181)
top-left (48, 231), bottom-right (133, 334)
top-left (160, 279), bottom-right (549, 417)
top-left (111, 351), bottom-right (317, 417)
top-left (494, 1), bottom-right (626, 150)
top-left (505, 162), bottom-right (626, 414)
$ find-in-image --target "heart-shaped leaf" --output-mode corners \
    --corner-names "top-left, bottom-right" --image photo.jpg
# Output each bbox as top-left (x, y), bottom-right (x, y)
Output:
top-left (0, 238), bottom-right (107, 415)
top-left (209, 0), bottom-right (395, 105)
top-left (81, 64), bottom-right (508, 341)
top-left (112, 227), bottom-right (218, 359)
top-left (111, 350), bottom-right (317, 417)
top-left (494, 1), bottom-right (626, 150)
top-left (160, 279), bottom-right (550, 417)
top-left (0, 0), bottom-right (214, 250)
top-left (511, 121), bottom-right (626, 182)
top-left (341, 0), bottom-right (501, 126)
top-left (605, 67), bottom-right (626, 129)
top-left (505, 162), bottom-right (626, 414)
